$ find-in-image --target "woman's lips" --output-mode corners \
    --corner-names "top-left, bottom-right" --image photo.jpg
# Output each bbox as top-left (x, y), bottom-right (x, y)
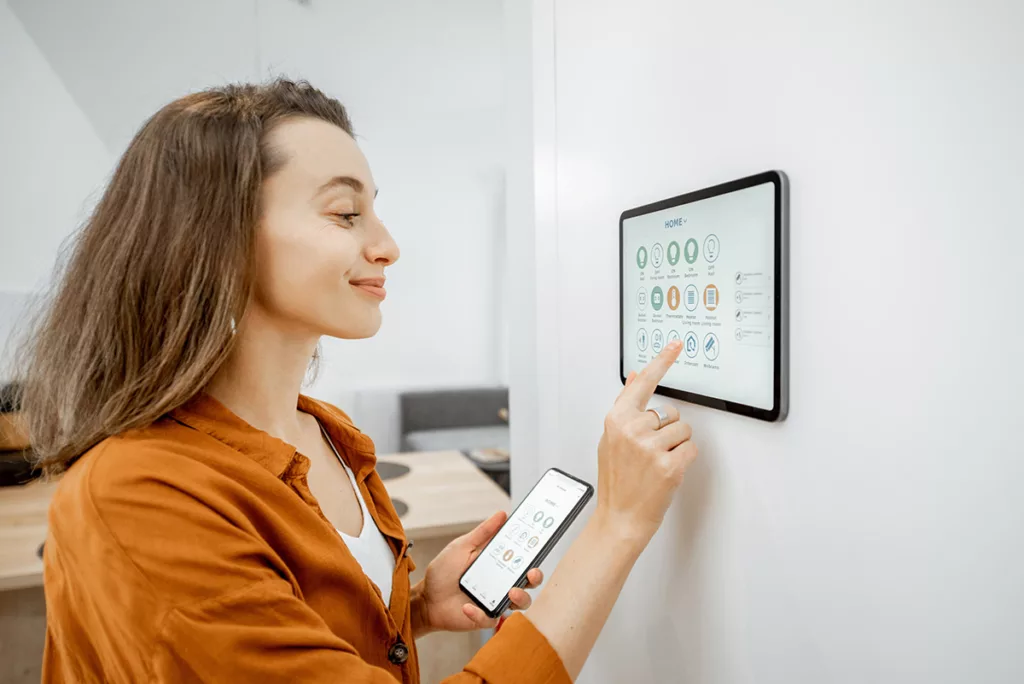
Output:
top-left (352, 281), bottom-right (387, 300)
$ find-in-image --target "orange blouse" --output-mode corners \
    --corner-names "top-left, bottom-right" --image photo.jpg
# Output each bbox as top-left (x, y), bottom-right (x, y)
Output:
top-left (41, 393), bottom-right (571, 683)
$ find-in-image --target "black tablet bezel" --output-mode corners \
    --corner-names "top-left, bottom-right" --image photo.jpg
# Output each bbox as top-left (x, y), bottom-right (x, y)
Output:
top-left (619, 170), bottom-right (789, 422)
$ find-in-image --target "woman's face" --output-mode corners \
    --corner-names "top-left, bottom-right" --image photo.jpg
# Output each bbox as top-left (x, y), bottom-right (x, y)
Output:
top-left (253, 117), bottom-right (399, 340)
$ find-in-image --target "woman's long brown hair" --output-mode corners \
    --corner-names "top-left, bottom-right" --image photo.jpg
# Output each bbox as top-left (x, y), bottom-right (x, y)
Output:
top-left (17, 79), bottom-right (353, 477)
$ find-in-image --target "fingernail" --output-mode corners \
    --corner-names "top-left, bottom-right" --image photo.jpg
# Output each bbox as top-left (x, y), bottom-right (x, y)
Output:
top-left (668, 340), bottom-right (682, 351)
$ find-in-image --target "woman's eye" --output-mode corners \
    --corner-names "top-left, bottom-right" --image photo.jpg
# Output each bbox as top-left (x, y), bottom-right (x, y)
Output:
top-left (332, 213), bottom-right (360, 226)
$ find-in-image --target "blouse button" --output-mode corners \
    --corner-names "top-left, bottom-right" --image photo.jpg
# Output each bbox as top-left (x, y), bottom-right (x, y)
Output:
top-left (387, 640), bottom-right (409, 665)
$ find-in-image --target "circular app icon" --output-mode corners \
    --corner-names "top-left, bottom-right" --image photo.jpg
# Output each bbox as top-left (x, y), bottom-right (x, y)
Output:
top-left (667, 330), bottom-right (681, 344)
top-left (667, 241), bottom-right (681, 266)
top-left (503, 549), bottom-right (515, 562)
top-left (684, 284), bottom-right (699, 312)
top-left (637, 328), bottom-right (649, 351)
top-left (667, 285), bottom-right (681, 311)
top-left (735, 309), bottom-right (743, 322)
top-left (543, 517), bottom-right (555, 529)
top-left (703, 332), bottom-right (720, 361)
top-left (651, 243), bottom-right (664, 268)
top-left (491, 542), bottom-right (505, 557)
top-left (528, 536), bottom-right (539, 549)
top-left (684, 238), bottom-right (699, 264)
top-left (651, 286), bottom-right (665, 311)
top-left (512, 556), bottom-right (525, 570)
top-left (735, 271), bottom-right (745, 285)
top-left (703, 234), bottom-right (720, 263)
top-left (636, 246), bottom-right (648, 269)
top-left (735, 328), bottom-right (744, 341)
top-left (506, 523), bottom-right (520, 538)
top-left (735, 290), bottom-right (744, 304)
top-left (651, 329), bottom-right (665, 353)
top-left (703, 284), bottom-right (719, 311)
top-left (533, 510), bottom-right (544, 524)
top-left (683, 330), bottom-right (699, 358)
top-left (637, 287), bottom-right (647, 310)
top-left (518, 531), bottom-right (529, 544)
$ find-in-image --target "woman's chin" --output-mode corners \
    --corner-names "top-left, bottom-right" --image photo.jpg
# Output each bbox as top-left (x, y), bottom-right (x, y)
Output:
top-left (325, 313), bottom-right (382, 340)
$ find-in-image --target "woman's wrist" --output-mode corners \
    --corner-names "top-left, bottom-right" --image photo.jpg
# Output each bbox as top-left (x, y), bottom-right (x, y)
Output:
top-left (409, 580), bottom-right (433, 639)
top-left (589, 506), bottom-right (653, 560)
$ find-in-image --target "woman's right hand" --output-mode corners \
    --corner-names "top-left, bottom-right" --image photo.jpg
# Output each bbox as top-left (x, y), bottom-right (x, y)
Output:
top-left (595, 339), bottom-right (697, 545)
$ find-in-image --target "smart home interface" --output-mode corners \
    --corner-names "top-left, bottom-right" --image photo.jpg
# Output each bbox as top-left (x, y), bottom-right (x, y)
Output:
top-left (461, 469), bottom-right (590, 612)
top-left (621, 175), bottom-right (783, 415)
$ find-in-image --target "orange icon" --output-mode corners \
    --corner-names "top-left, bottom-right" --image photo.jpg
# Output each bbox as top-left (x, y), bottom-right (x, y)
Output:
top-left (703, 284), bottom-right (719, 311)
top-left (667, 286), bottom-right (681, 311)
top-left (503, 550), bottom-right (514, 562)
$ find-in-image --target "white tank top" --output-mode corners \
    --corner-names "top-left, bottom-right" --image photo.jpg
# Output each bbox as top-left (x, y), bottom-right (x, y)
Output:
top-left (319, 423), bottom-right (395, 607)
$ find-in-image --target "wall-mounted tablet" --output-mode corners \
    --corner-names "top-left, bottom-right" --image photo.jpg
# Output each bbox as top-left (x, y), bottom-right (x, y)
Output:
top-left (620, 170), bottom-right (789, 422)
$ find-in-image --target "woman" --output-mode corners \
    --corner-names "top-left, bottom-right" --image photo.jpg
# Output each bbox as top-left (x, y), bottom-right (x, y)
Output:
top-left (21, 79), bottom-right (697, 683)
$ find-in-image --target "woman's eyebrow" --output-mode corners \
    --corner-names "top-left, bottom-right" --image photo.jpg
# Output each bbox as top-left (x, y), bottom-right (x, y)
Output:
top-left (313, 175), bottom-right (379, 199)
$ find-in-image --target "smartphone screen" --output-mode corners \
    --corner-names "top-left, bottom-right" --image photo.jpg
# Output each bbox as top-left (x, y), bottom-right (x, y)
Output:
top-left (460, 468), bottom-right (592, 614)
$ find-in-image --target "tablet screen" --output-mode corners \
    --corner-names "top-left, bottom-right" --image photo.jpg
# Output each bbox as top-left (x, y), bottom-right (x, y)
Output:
top-left (621, 176), bottom-right (781, 413)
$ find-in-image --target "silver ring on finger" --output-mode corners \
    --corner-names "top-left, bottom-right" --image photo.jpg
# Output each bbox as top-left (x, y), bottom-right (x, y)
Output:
top-left (646, 405), bottom-right (672, 430)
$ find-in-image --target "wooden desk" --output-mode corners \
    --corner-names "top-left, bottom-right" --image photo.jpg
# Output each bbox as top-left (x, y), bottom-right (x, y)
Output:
top-left (0, 479), bottom-right (57, 591)
top-left (379, 450), bottom-right (510, 539)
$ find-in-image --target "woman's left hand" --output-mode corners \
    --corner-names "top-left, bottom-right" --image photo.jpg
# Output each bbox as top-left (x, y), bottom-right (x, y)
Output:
top-left (411, 511), bottom-right (543, 637)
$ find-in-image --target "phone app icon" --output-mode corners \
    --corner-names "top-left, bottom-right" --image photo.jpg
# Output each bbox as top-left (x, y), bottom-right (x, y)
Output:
top-left (667, 241), bottom-right (681, 266)
top-left (651, 243), bottom-right (664, 268)
top-left (703, 284), bottom-right (719, 311)
top-left (637, 287), bottom-right (647, 310)
top-left (651, 329), bottom-right (664, 353)
top-left (636, 246), bottom-right (648, 269)
top-left (543, 517), bottom-right (555, 529)
top-left (683, 331), bottom-right (699, 358)
top-left (527, 536), bottom-right (539, 549)
top-left (703, 332), bottom-right (720, 361)
top-left (533, 510), bottom-right (545, 524)
top-left (651, 286), bottom-right (664, 311)
top-left (517, 531), bottom-right (529, 544)
top-left (684, 284), bottom-right (699, 312)
top-left (506, 523), bottom-right (520, 538)
top-left (637, 328), bottom-right (648, 352)
top-left (503, 549), bottom-right (515, 562)
top-left (512, 556), bottom-right (525, 570)
top-left (491, 542), bottom-right (506, 557)
top-left (520, 504), bottom-right (535, 521)
top-left (703, 234), bottom-right (720, 263)
top-left (667, 330), bottom-right (681, 345)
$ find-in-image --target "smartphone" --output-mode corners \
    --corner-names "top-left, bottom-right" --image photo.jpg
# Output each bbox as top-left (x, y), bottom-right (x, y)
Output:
top-left (459, 468), bottom-right (594, 618)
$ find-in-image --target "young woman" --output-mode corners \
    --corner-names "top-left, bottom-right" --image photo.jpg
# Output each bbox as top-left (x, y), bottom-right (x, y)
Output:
top-left (21, 79), bottom-right (697, 683)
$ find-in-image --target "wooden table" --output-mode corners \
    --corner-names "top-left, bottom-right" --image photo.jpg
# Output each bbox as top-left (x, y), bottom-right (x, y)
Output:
top-left (379, 451), bottom-right (510, 684)
top-left (0, 479), bottom-right (57, 591)
top-left (379, 450), bottom-right (510, 539)
top-left (0, 479), bottom-right (57, 684)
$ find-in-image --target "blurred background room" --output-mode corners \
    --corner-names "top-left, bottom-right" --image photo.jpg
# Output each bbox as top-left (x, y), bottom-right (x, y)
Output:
top-left (1, 1), bottom-right (519, 681)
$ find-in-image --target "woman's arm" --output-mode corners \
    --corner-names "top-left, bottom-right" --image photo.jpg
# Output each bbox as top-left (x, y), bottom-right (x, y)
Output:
top-left (522, 511), bottom-right (648, 679)
top-left (446, 342), bottom-right (697, 679)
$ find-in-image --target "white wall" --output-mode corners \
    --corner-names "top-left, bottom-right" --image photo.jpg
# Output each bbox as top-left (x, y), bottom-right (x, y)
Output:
top-left (509, 0), bottom-right (1024, 681)
top-left (0, 2), bottom-right (111, 294)
top-left (0, 1), bottom-right (509, 431)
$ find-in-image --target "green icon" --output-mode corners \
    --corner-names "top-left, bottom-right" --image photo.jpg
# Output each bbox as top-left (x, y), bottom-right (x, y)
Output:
top-left (667, 241), bottom-right (681, 266)
top-left (683, 238), bottom-right (699, 264)
top-left (651, 286), bottom-right (664, 311)
top-left (636, 246), bottom-right (648, 269)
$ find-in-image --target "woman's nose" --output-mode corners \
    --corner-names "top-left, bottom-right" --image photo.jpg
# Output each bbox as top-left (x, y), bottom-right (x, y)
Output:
top-left (367, 219), bottom-right (400, 265)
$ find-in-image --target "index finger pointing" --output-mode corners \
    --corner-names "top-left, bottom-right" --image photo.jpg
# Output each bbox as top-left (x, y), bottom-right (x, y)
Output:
top-left (619, 340), bottom-right (682, 409)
